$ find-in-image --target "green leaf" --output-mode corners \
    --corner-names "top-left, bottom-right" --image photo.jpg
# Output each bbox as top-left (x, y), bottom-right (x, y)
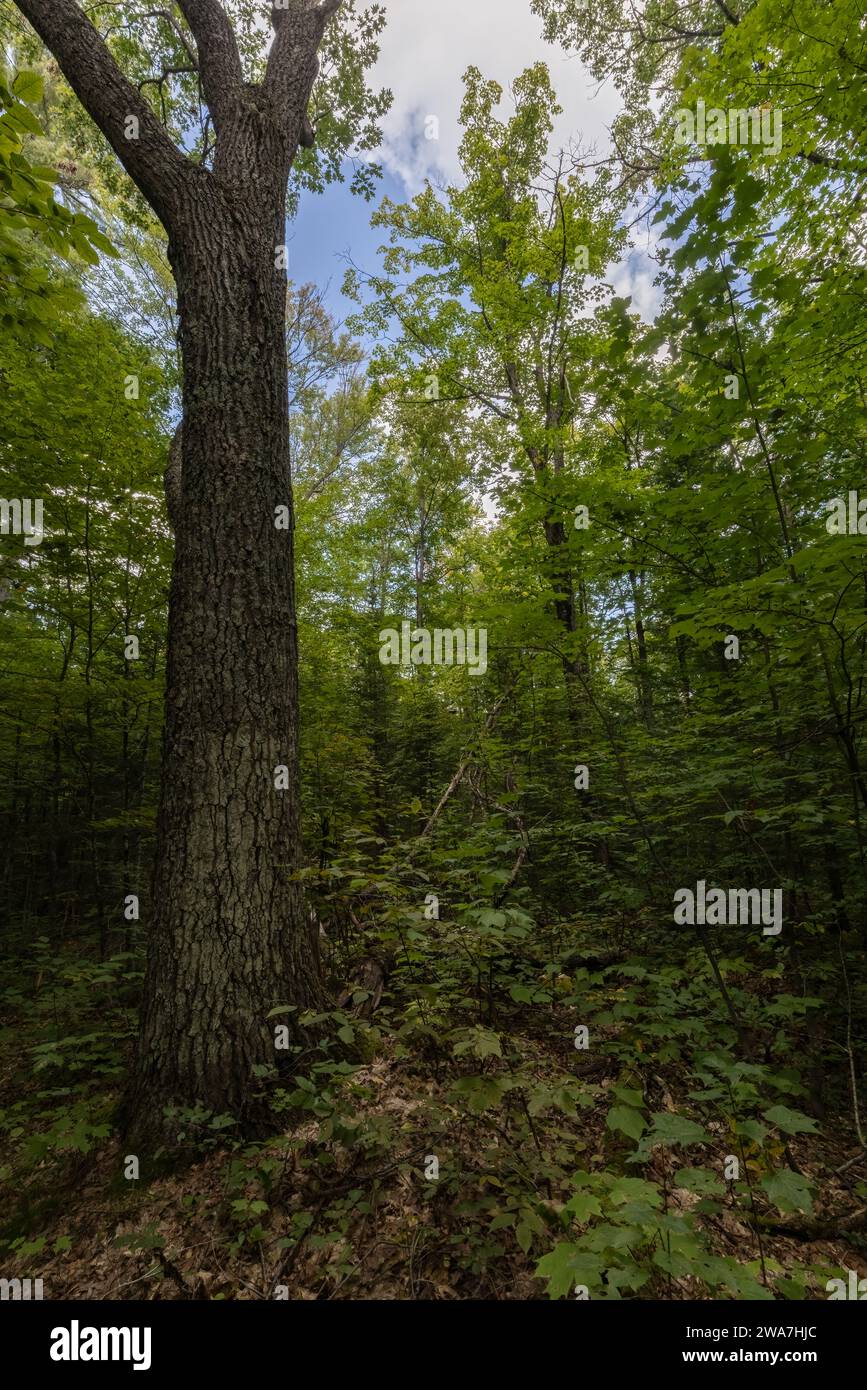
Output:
top-left (647, 1113), bottom-right (711, 1147)
top-left (608, 1176), bottom-right (663, 1207)
top-left (476, 908), bottom-right (507, 929)
top-left (673, 1167), bottom-right (725, 1196)
top-left (12, 71), bottom-right (44, 104)
top-left (450, 1074), bottom-right (512, 1114)
top-left (451, 1027), bottom-right (502, 1059)
top-left (563, 1190), bottom-right (603, 1222)
top-left (516, 1220), bottom-right (534, 1254)
top-left (762, 1105), bottom-right (819, 1136)
top-left (760, 1169), bottom-right (814, 1215)
top-left (534, 1244), bottom-right (605, 1299)
top-left (606, 1105), bottom-right (646, 1141)
top-left (612, 1086), bottom-right (644, 1108)
top-left (4, 103), bottom-right (41, 136)
top-left (736, 1118), bottom-right (769, 1144)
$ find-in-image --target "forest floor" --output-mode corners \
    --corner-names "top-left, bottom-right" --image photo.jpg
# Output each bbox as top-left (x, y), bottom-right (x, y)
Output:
top-left (1, 918), bottom-right (865, 1300)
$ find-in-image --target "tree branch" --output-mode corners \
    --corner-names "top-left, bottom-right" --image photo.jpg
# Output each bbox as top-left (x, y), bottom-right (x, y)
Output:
top-left (175, 0), bottom-right (243, 131)
top-left (709, 0), bottom-right (740, 24)
top-left (139, 9), bottom-right (198, 67)
top-left (265, 0), bottom-right (342, 130)
top-left (13, 0), bottom-right (193, 230)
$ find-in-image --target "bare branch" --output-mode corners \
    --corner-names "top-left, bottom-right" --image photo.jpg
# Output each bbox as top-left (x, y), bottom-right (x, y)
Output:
top-left (138, 64), bottom-right (198, 96)
top-left (139, 63), bottom-right (199, 127)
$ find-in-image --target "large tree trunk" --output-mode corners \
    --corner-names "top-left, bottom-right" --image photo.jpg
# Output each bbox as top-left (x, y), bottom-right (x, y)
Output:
top-left (126, 158), bottom-right (323, 1142)
top-left (13, 0), bottom-right (344, 1146)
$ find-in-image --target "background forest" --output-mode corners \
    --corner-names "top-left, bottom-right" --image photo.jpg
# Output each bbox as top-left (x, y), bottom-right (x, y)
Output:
top-left (0, 0), bottom-right (865, 1302)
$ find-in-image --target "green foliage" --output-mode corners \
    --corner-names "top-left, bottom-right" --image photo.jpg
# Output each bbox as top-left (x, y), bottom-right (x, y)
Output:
top-left (535, 1169), bottom-right (775, 1300)
top-left (0, 67), bottom-right (114, 329)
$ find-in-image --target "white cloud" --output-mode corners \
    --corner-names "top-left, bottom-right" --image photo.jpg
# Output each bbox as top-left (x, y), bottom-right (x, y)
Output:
top-left (371, 0), bottom-right (621, 191)
top-left (368, 2), bottom-right (661, 320)
top-left (611, 240), bottom-right (665, 323)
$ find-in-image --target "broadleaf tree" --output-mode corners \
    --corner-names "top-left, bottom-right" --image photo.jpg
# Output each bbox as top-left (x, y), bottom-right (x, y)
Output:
top-left (10, 0), bottom-right (388, 1144)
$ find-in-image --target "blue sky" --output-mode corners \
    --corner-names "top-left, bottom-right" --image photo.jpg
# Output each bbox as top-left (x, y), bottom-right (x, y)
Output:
top-left (288, 167), bottom-right (404, 322)
top-left (284, 0), bottom-right (660, 330)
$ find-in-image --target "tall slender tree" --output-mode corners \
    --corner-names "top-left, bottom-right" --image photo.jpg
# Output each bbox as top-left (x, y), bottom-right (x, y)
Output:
top-left (11, 0), bottom-right (385, 1142)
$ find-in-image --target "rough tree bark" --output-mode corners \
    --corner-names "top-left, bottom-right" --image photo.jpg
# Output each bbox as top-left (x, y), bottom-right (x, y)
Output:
top-left (14, 0), bottom-right (340, 1142)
